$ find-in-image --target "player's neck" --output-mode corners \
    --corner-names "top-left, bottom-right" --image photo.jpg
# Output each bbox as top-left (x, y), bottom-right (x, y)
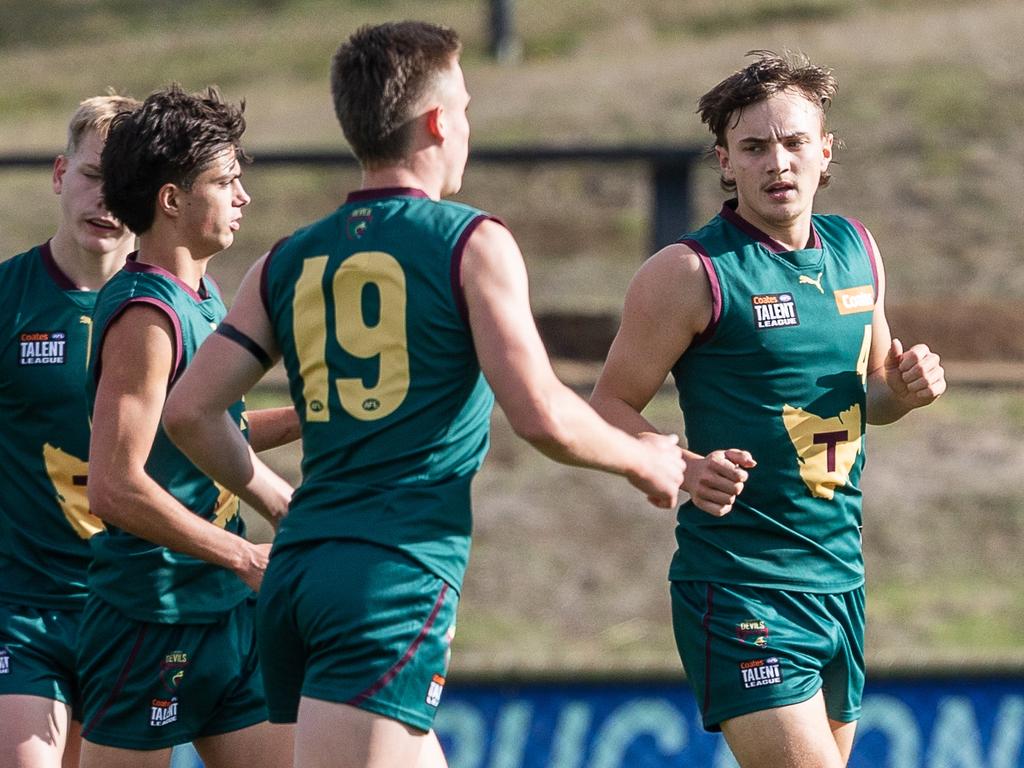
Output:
top-left (735, 200), bottom-right (815, 252)
top-left (48, 227), bottom-right (132, 291)
top-left (135, 236), bottom-right (212, 293)
top-left (361, 162), bottom-right (443, 201)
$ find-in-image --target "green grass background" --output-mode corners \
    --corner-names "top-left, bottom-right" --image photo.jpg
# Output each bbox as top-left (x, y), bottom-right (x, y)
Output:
top-left (2, 0), bottom-right (1023, 673)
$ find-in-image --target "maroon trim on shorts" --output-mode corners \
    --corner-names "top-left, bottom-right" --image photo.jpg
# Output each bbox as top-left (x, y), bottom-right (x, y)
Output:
top-left (680, 238), bottom-right (723, 349)
top-left (702, 584), bottom-right (716, 716)
top-left (346, 583), bottom-right (450, 708)
top-left (81, 624), bottom-right (149, 739)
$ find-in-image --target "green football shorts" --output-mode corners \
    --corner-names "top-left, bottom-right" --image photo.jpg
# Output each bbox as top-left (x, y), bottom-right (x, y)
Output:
top-left (257, 539), bottom-right (458, 732)
top-left (0, 602), bottom-right (83, 719)
top-left (78, 594), bottom-right (267, 749)
top-left (671, 580), bottom-right (865, 731)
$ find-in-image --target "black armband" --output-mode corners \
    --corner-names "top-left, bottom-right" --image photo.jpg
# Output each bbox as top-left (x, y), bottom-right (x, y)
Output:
top-left (216, 322), bottom-right (274, 371)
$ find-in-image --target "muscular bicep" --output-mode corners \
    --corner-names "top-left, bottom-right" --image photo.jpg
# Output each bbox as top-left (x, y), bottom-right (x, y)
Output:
top-left (593, 245), bottom-right (712, 413)
top-left (89, 304), bottom-right (176, 486)
top-left (462, 219), bottom-right (560, 412)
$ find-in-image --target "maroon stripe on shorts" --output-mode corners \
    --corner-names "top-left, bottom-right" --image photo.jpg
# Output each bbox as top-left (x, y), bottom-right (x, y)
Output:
top-left (346, 583), bottom-right (449, 708)
top-left (702, 584), bottom-right (715, 715)
top-left (81, 624), bottom-right (149, 739)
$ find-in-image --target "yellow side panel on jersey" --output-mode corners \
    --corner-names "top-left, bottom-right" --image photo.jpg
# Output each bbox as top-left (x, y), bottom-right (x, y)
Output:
top-left (782, 404), bottom-right (863, 500)
top-left (42, 442), bottom-right (104, 539)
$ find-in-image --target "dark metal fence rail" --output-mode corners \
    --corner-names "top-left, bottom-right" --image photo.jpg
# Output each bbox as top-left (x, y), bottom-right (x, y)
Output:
top-left (0, 144), bottom-right (705, 252)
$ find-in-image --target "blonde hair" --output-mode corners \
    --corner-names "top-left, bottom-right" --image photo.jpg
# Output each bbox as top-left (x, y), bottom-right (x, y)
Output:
top-left (65, 92), bottom-right (141, 155)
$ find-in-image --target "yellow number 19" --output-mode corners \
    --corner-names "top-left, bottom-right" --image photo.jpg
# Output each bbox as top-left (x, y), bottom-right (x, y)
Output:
top-left (292, 252), bottom-right (410, 422)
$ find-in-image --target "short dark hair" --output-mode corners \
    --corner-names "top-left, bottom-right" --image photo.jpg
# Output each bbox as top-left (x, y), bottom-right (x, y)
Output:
top-left (698, 50), bottom-right (838, 190)
top-left (330, 21), bottom-right (461, 167)
top-left (101, 84), bottom-right (247, 235)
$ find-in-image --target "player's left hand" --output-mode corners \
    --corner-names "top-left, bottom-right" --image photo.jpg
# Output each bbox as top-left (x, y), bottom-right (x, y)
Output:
top-left (883, 338), bottom-right (946, 407)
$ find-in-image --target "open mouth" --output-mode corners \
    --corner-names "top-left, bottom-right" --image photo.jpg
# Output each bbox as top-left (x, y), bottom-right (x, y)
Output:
top-left (86, 217), bottom-right (119, 231)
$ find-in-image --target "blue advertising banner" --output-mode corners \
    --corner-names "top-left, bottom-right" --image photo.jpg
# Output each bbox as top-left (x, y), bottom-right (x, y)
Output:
top-left (434, 677), bottom-right (1024, 768)
top-left (169, 676), bottom-right (1024, 767)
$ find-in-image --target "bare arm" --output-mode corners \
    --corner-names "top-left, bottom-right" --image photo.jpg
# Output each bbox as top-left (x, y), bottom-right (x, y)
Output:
top-left (88, 303), bottom-right (269, 590)
top-left (863, 231), bottom-right (946, 425)
top-left (591, 244), bottom-right (754, 516)
top-left (462, 220), bottom-right (685, 508)
top-left (163, 254), bottom-right (294, 527)
top-left (247, 406), bottom-right (301, 453)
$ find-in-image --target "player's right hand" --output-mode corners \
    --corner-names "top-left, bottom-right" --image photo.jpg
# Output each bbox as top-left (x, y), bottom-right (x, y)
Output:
top-left (684, 449), bottom-right (755, 517)
top-left (630, 432), bottom-right (686, 509)
top-left (236, 541), bottom-right (272, 592)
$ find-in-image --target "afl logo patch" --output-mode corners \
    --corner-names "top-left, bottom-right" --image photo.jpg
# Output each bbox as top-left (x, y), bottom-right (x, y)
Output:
top-left (751, 294), bottom-right (799, 329)
top-left (18, 330), bottom-right (67, 365)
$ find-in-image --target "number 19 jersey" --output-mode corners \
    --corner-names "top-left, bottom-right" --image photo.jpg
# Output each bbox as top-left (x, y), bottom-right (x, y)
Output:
top-left (262, 188), bottom-right (496, 591)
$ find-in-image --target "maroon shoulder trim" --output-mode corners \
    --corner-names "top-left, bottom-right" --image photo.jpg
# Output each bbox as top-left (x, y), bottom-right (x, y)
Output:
top-left (345, 187), bottom-right (430, 204)
top-left (346, 583), bottom-right (450, 708)
top-left (260, 237), bottom-right (291, 318)
top-left (846, 217), bottom-right (879, 295)
top-left (680, 239), bottom-right (723, 348)
top-left (719, 200), bottom-right (821, 252)
top-left (94, 297), bottom-right (185, 389)
top-left (124, 256), bottom-right (204, 303)
top-left (451, 215), bottom-right (503, 327)
top-left (40, 239), bottom-right (85, 291)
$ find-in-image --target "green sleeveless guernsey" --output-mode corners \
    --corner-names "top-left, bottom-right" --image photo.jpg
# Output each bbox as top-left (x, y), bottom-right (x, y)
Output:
top-left (670, 201), bottom-right (878, 592)
top-left (87, 257), bottom-right (251, 623)
top-left (0, 243), bottom-right (103, 609)
top-left (262, 188), bottom-right (495, 591)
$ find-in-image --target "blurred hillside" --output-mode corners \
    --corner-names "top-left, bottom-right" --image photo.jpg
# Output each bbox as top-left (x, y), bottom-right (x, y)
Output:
top-left (1, 0), bottom-right (1022, 672)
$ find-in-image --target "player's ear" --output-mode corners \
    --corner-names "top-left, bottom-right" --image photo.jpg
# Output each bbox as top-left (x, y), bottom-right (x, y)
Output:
top-left (157, 183), bottom-right (181, 219)
top-left (821, 132), bottom-right (834, 171)
top-left (715, 144), bottom-right (733, 184)
top-left (426, 105), bottom-right (445, 142)
top-left (52, 155), bottom-right (68, 195)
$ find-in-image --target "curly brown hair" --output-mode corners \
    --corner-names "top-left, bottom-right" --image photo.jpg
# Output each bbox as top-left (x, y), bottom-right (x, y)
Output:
top-left (699, 50), bottom-right (839, 191)
top-left (101, 84), bottom-right (246, 235)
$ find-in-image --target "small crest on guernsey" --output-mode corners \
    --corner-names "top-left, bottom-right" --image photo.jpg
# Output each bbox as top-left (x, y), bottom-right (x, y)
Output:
top-left (347, 207), bottom-right (373, 240)
top-left (159, 650), bottom-right (189, 693)
top-left (739, 657), bottom-right (783, 689)
top-left (149, 697), bottom-right (179, 727)
top-left (18, 330), bottom-right (67, 365)
top-left (0, 646), bottom-right (11, 675)
top-left (426, 674), bottom-right (446, 707)
top-left (751, 293), bottom-right (799, 330)
top-left (736, 619), bottom-right (770, 648)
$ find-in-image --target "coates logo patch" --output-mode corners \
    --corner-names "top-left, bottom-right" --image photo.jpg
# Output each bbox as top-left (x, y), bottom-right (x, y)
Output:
top-left (0, 647), bottom-right (11, 675)
top-left (751, 294), bottom-right (799, 330)
top-left (426, 674), bottom-right (446, 708)
top-left (736, 620), bottom-right (769, 648)
top-left (833, 285), bottom-right (875, 315)
top-left (19, 331), bottom-right (67, 365)
top-left (160, 651), bottom-right (189, 692)
top-left (346, 207), bottom-right (373, 240)
top-left (149, 697), bottom-right (178, 727)
top-left (739, 657), bottom-right (783, 689)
